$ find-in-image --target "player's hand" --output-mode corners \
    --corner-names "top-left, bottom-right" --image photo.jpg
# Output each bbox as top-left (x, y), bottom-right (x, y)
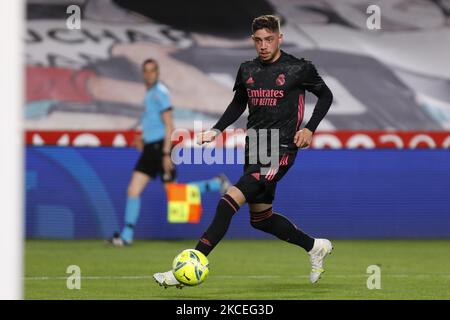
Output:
top-left (294, 128), bottom-right (313, 148)
top-left (196, 129), bottom-right (220, 145)
top-left (163, 154), bottom-right (174, 173)
top-left (134, 135), bottom-right (144, 152)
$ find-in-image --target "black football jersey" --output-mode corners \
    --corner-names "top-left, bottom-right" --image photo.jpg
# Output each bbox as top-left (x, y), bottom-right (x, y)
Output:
top-left (233, 50), bottom-right (329, 146)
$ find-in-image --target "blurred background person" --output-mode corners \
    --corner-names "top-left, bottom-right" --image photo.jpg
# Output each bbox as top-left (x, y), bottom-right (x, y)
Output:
top-left (109, 58), bottom-right (230, 246)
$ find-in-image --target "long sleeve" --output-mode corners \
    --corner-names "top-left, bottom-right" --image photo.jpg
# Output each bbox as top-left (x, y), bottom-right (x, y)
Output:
top-left (212, 88), bottom-right (248, 132)
top-left (302, 62), bottom-right (333, 132)
top-left (212, 66), bottom-right (248, 132)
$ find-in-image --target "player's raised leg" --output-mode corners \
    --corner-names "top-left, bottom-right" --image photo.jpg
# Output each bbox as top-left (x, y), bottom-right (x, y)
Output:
top-left (153, 186), bottom-right (246, 288)
top-left (195, 186), bottom-right (245, 255)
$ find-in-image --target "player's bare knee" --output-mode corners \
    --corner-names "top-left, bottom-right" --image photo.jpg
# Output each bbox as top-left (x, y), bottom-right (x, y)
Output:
top-left (127, 172), bottom-right (150, 197)
top-left (127, 186), bottom-right (140, 197)
top-left (225, 186), bottom-right (246, 206)
top-left (127, 183), bottom-right (146, 197)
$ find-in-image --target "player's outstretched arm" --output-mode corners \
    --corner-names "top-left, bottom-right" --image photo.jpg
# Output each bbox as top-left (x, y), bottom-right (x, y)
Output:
top-left (196, 88), bottom-right (248, 145)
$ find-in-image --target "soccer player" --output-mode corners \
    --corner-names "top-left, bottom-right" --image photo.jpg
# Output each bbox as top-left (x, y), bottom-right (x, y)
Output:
top-left (154, 15), bottom-right (333, 286)
top-left (109, 58), bottom-right (231, 246)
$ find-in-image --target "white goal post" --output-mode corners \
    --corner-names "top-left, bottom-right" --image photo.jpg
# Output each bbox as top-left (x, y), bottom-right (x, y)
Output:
top-left (0, 0), bottom-right (24, 300)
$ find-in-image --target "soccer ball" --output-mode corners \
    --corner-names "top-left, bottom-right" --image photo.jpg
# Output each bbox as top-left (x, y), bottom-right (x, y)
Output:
top-left (172, 249), bottom-right (209, 286)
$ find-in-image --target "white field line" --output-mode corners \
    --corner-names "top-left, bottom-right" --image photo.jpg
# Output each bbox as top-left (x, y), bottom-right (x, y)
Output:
top-left (24, 274), bottom-right (450, 281)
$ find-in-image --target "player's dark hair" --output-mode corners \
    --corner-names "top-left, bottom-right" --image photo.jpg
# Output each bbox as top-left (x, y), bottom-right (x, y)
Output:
top-left (252, 15), bottom-right (281, 34)
top-left (142, 58), bottom-right (159, 71)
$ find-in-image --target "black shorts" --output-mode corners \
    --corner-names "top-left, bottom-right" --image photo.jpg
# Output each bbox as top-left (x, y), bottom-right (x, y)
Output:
top-left (235, 146), bottom-right (298, 204)
top-left (134, 140), bottom-right (176, 183)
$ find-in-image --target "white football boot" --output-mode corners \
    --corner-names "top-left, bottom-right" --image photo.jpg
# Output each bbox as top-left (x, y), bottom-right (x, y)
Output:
top-left (308, 238), bottom-right (333, 284)
top-left (153, 271), bottom-right (183, 289)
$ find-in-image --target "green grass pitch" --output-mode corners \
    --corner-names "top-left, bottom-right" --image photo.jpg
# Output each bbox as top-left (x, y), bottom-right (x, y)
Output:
top-left (25, 239), bottom-right (450, 300)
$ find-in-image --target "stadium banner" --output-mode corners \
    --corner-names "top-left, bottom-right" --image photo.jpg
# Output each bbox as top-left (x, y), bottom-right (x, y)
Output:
top-left (25, 146), bottom-right (450, 239)
top-left (25, 2), bottom-right (450, 134)
top-left (25, 130), bottom-right (450, 149)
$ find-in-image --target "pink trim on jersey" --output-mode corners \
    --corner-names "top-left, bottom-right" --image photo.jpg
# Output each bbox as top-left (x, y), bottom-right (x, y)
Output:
top-left (280, 154), bottom-right (289, 166)
top-left (297, 94), bottom-right (305, 131)
top-left (265, 167), bottom-right (279, 181)
top-left (251, 172), bottom-right (261, 180)
top-left (265, 168), bottom-right (274, 181)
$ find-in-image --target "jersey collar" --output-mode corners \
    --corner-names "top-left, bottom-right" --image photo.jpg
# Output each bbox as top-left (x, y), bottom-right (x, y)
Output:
top-left (257, 50), bottom-right (286, 66)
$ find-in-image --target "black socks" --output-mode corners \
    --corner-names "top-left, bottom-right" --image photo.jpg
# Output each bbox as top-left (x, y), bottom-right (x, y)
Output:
top-left (250, 207), bottom-right (315, 252)
top-left (195, 196), bottom-right (314, 256)
top-left (195, 194), bottom-right (240, 256)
